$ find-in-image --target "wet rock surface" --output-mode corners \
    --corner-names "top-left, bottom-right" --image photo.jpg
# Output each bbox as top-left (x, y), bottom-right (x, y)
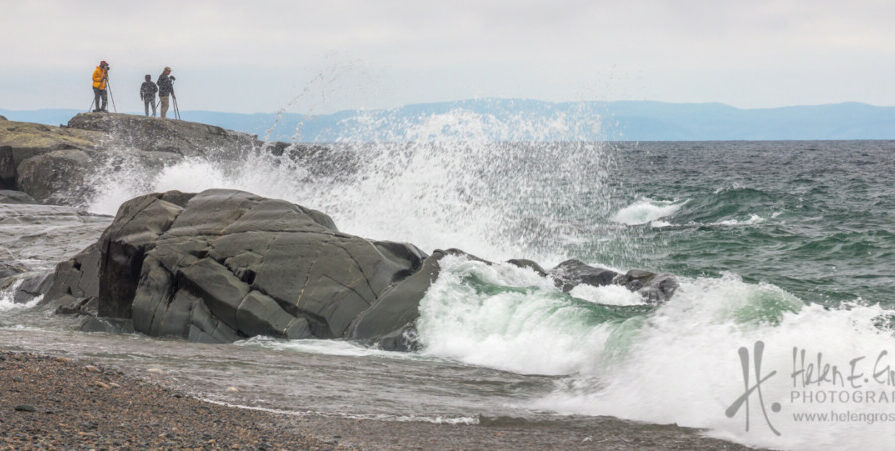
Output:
top-left (0, 202), bottom-right (110, 299)
top-left (549, 259), bottom-right (679, 305)
top-left (44, 189), bottom-right (430, 345)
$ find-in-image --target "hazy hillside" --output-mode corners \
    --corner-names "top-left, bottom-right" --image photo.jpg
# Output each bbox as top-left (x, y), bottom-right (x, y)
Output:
top-left (4, 99), bottom-right (894, 141)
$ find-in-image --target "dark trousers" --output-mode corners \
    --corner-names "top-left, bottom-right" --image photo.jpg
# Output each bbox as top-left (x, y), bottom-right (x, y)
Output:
top-left (144, 97), bottom-right (156, 117)
top-left (93, 87), bottom-right (107, 112)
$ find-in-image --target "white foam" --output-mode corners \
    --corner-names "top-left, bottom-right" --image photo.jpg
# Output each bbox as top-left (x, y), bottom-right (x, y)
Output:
top-left (413, 257), bottom-right (895, 449)
top-left (611, 198), bottom-right (686, 225)
top-left (416, 256), bottom-right (617, 376)
top-left (0, 279), bottom-right (41, 313)
top-left (713, 214), bottom-right (765, 226)
top-left (235, 336), bottom-right (418, 360)
top-left (200, 398), bottom-right (479, 425)
top-left (569, 284), bottom-right (646, 306)
top-left (530, 281), bottom-right (895, 450)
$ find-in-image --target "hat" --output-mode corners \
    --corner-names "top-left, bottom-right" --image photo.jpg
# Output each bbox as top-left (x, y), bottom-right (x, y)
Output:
top-left (164, 66), bottom-right (172, 71)
top-left (100, 60), bottom-right (108, 66)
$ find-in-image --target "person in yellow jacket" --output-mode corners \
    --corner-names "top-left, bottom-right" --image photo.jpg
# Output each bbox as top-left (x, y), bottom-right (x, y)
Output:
top-left (92, 61), bottom-right (110, 112)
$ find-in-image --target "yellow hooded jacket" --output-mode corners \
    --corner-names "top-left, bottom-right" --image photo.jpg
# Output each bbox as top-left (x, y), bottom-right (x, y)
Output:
top-left (92, 66), bottom-right (108, 90)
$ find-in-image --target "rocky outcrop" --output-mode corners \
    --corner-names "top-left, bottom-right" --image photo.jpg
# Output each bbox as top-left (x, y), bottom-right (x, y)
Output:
top-left (43, 189), bottom-right (430, 346)
top-left (1, 114), bottom-right (352, 204)
top-left (550, 259), bottom-right (619, 291)
top-left (0, 121), bottom-right (102, 191)
top-left (67, 113), bottom-right (258, 158)
top-left (613, 270), bottom-right (679, 305)
top-left (549, 259), bottom-right (678, 305)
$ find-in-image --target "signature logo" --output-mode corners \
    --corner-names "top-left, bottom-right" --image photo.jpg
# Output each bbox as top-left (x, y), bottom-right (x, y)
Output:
top-left (726, 340), bottom-right (781, 435)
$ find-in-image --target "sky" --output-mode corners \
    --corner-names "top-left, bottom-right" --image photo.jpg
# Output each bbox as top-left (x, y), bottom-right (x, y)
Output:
top-left (1, 0), bottom-right (893, 114)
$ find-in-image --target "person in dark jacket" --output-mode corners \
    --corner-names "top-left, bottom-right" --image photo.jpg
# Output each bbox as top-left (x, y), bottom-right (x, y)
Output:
top-left (157, 67), bottom-right (176, 119)
top-left (140, 75), bottom-right (158, 117)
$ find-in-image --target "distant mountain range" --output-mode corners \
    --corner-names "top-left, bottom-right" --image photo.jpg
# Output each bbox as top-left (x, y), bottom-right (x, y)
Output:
top-left (4, 99), bottom-right (895, 141)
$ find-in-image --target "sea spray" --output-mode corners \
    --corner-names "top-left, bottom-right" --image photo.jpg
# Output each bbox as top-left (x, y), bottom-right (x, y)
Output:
top-left (86, 107), bottom-right (615, 264)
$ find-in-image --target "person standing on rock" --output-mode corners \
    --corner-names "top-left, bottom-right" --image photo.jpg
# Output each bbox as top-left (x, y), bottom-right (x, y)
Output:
top-left (157, 67), bottom-right (176, 119)
top-left (140, 75), bottom-right (158, 117)
top-left (91, 61), bottom-right (110, 112)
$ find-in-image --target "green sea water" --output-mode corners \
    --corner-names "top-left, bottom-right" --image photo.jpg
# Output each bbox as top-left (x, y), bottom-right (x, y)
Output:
top-left (571, 140), bottom-right (895, 307)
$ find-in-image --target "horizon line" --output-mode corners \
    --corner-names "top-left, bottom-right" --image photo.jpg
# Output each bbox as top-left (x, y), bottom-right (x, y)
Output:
top-left (3, 98), bottom-right (894, 117)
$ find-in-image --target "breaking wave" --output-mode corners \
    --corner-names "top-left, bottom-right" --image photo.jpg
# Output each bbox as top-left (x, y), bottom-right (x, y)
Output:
top-left (414, 255), bottom-right (895, 450)
top-left (611, 198), bottom-right (687, 225)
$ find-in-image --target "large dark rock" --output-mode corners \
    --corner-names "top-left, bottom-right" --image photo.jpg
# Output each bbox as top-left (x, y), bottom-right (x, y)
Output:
top-left (44, 189), bottom-right (429, 344)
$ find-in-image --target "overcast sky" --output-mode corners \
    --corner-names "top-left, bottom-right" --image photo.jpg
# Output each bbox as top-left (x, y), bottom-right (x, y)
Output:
top-left (1, 0), bottom-right (893, 113)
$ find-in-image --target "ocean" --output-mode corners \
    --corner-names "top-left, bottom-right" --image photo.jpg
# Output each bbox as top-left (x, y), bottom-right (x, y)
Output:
top-left (2, 117), bottom-right (895, 450)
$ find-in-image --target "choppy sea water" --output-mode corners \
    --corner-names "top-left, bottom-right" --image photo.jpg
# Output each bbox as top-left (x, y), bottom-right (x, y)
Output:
top-left (3, 129), bottom-right (895, 449)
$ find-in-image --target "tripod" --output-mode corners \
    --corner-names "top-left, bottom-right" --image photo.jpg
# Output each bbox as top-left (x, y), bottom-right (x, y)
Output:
top-left (172, 96), bottom-right (181, 120)
top-left (106, 79), bottom-right (118, 113)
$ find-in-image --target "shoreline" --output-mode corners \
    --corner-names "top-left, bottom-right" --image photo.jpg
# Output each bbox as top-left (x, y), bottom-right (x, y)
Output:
top-left (0, 350), bottom-right (337, 449)
top-left (0, 349), bottom-right (753, 450)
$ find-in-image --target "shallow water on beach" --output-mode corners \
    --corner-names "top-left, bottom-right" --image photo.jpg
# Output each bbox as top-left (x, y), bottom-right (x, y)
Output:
top-left (3, 137), bottom-right (895, 450)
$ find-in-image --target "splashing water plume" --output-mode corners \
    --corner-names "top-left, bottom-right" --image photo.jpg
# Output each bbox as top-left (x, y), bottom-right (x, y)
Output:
top-left (87, 104), bottom-right (610, 264)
